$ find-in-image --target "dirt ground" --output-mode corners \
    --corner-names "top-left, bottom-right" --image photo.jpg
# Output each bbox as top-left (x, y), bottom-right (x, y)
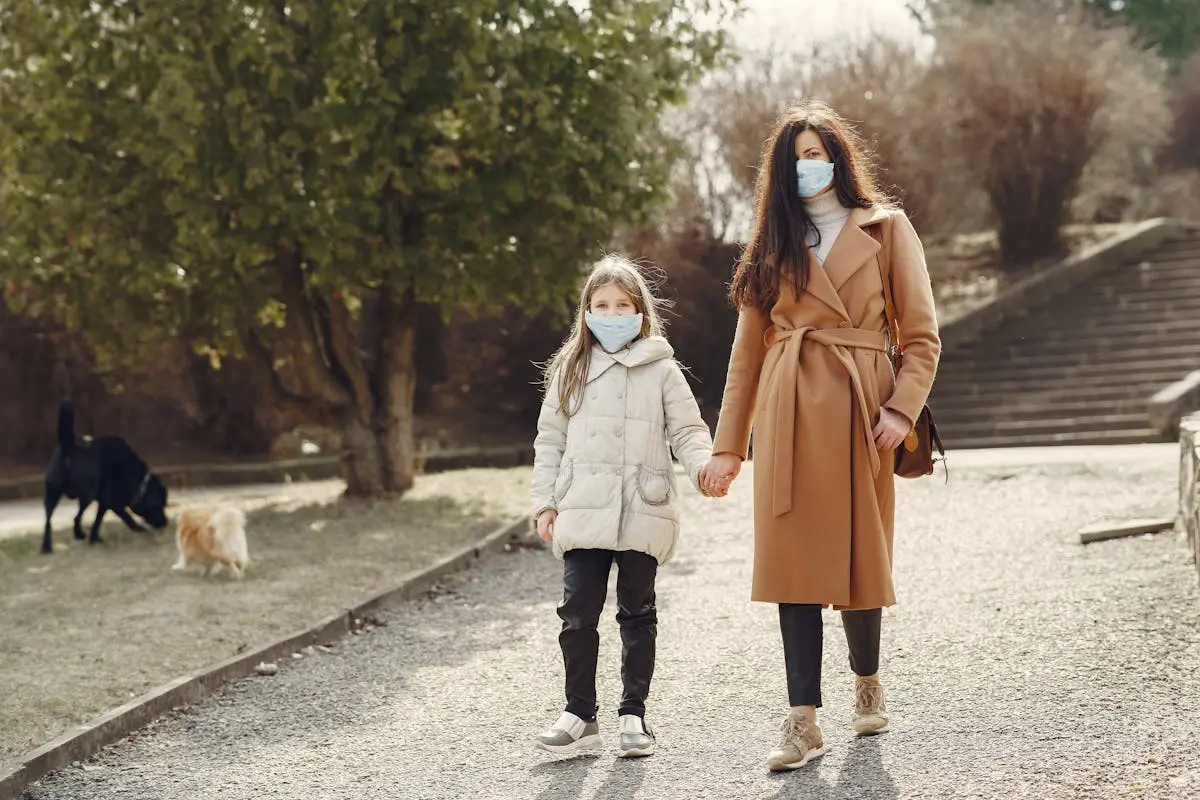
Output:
top-left (0, 466), bottom-right (534, 760)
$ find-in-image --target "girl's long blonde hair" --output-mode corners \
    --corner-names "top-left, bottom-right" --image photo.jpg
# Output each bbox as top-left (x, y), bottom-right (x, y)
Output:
top-left (543, 254), bottom-right (665, 417)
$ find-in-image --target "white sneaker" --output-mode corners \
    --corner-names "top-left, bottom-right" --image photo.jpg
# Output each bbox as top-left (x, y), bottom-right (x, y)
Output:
top-left (535, 712), bottom-right (602, 755)
top-left (617, 714), bottom-right (656, 758)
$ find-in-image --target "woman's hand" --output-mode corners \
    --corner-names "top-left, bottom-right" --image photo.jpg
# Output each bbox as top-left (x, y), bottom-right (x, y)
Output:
top-left (700, 453), bottom-right (743, 498)
top-left (536, 510), bottom-right (557, 542)
top-left (873, 407), bottom-right (911, 451)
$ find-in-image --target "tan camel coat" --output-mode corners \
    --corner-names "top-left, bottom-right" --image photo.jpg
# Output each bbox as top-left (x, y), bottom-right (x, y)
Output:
top-left (712, 206), bottom-right (940, 609)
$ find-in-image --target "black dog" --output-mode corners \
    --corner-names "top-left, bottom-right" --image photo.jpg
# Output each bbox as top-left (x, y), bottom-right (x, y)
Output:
top-left (42, 399), bottom-right (169, 554)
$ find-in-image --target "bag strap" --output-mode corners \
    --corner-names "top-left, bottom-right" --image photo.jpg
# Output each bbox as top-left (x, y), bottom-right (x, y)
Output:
top-left (867, 219), bottom-right (901, 360)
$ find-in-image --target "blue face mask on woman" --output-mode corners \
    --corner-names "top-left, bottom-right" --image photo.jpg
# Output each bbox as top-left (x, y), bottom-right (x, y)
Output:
top-left (796, 159), bottom-right (835, 198)
top-left (586, 312), bottom-right (643, 353)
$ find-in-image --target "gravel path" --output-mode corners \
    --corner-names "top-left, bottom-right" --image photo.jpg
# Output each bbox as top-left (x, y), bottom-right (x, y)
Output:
top-left (23, 451), bottom-right (1200, 800)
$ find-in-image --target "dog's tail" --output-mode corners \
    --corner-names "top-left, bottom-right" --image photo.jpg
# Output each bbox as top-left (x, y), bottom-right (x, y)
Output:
top-left (57, 398), bottom-right (76, 456)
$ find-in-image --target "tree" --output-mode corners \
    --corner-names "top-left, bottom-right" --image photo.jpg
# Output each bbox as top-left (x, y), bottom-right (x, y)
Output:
top-left (925, 1), bottom-right (1167, 268)
top-left (908, 0), bottom-right (1200, 65)
top-left (1098, 0), bottom-right (1200, 64)
top-left (0, 0), bottom-right (737, 496)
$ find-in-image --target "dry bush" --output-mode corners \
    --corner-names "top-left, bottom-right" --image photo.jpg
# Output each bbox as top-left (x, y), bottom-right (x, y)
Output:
top-left (683, 34), bottom-right (984, 239)
top-left (1151, 168), bottom-right (1200, 223)
top-left (928, 1), bottom-right (1168, 268)
top-left (614, 35), bottom-right (977, 407)
top-left (1165, 52), bottom-right (1200, 172)
top-left (800, 37), bottom-right (983, 234)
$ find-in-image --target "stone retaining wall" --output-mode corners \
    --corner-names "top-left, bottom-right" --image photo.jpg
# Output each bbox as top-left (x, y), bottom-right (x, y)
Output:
top-left (1179, 412), bottom-right (1200, 582)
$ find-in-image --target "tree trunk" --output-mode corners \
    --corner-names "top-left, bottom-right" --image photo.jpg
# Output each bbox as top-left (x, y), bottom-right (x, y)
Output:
top-left (340, 411), bottom-right (388, 496)
top-left (379, 288), bottom-right (418, 494)
top-left (338, 289), bottom-right (417, 497)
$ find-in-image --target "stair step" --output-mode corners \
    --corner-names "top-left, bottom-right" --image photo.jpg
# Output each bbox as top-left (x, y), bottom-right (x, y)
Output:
top-left (939, 412), bottom-right (1151, 436)
top-left (931, 381), bottom-right (1156, 402)
top-left (931, 371), bottom-right (1188, 396)
top-left (1050, 294), bottom-right (1200, 310)
top-left (1089, 291), bottom-right (1200, 306)
top-left (1100, 264), bottom-right (1200, 279)
top-left (938, 345), bottom-right (1200, 369)
top-left (940, 352), bottom-right (1200, 374)
top-left (935, 356), bottom-right (1200, 383)
top-left (940, 346), bottom-right (1200, 367)
top-left (1117, 259), bottom-right (1200, 273)
top-left (970, 320), bottom-right (1200, 340)
top-left (991, 309), bottom-right (1200, 331)
top-left (975, 319), bottom-right (1200, 339)
top-left (1155, 241), bottom-right (1200, 254)
top-left (931, 398), bottom-right (1153, 423)
top-left (942, 427), bottom-right (1166, 450)
top-left (961, 322), bottom-right (1200, 346)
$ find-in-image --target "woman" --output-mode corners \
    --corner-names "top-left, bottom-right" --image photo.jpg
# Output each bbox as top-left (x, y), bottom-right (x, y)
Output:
top-left (699, 101), bottom-right (940, 772)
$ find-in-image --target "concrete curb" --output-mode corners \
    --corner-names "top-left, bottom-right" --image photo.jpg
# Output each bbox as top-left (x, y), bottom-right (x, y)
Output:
top-left (0, 445), bottom-right (534, 502)
top-left (0, 515), bottom-right (532, 800)
top-left (1180, 413), bottom-right (1200, 582)
top-left (1149, 371), bottom-right (1200, 439)
top-left (1076, 517), bottom-right (1175, 545)
top-left (937, 218), bottom-right (1187, 349)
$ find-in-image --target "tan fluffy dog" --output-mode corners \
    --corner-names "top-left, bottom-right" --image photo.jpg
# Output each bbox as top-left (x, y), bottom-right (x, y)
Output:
top-left (172, 505), bottom-right (249, 578)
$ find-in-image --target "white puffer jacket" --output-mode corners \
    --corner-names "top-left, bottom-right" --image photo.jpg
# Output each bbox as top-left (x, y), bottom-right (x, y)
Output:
top-left (530, 336), bottom-right (713, 565)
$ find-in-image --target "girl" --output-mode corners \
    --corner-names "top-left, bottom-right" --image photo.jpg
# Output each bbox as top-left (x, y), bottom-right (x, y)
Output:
top-left (531, 254), bottom-right (713, 759)
top-left (699, 101), bottom-right (940, 771)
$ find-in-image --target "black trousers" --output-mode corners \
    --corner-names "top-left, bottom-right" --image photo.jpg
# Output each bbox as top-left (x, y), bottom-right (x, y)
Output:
top-left (558, 548), bottom-right (658, 721)
top-left (779, 603), bottom-right (881, 708)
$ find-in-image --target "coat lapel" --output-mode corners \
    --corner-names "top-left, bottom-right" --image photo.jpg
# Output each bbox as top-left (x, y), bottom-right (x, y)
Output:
top-left (823, 206), bottom-right (889, 293)
top-left (804, 252), bottom-right (852, 323)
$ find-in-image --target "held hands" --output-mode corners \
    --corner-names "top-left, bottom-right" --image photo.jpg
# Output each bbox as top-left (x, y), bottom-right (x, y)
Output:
top-left (699, 453), bottom-right (742, 498)
top-left (873, 407), bottom-right (911, 451)
top-left (536, 510), bottom-right (557, 542)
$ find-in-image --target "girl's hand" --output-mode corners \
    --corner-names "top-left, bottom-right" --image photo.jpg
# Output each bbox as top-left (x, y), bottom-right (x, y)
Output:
top-left (700, 453), bottom-right (742, 498)
top-left (536, 510), bottom-right (557, 542)
top-left (873, 407), bottom-right (911, 451)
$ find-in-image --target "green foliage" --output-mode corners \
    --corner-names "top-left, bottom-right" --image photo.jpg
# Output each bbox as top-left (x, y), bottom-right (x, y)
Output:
top-left (0, 0), bottom-right (738, 370)
top-left (1092, 0), bottom-right (1200, 66)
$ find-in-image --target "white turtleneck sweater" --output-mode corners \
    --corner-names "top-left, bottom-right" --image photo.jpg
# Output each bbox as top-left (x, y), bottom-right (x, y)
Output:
top-left (804, 189), bottom-right (851, 265)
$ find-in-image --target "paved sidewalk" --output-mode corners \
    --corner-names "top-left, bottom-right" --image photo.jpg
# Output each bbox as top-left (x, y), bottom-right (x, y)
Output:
top-left (23, 449), bottom-right (1200, 800)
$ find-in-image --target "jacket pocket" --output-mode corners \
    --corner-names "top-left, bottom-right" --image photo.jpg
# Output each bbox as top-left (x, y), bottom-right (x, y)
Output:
top-left (635, 465), bottom-right (672, 506)
top-left (553, 459), bottom-right (574, 506)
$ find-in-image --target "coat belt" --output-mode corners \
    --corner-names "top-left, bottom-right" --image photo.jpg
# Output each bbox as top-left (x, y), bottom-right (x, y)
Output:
top-left (762, 325), bottom-right (890, 517)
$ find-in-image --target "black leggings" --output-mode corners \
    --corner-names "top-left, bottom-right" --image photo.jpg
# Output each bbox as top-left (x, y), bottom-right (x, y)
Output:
top-left (779, 604), bottom-right (881, 708)
top-left (558, 549), bottom-right (658, 721)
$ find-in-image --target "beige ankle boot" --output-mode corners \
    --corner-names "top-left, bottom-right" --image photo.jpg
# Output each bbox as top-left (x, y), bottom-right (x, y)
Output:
top-left (852, 676), bottom-right (890, 736)
top-left (766, 712), bottom-right (827, 772)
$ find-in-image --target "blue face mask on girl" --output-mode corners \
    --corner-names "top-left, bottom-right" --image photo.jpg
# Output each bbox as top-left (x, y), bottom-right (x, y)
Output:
top-left (585, 312), bottom-right (643, 353)
top-left (796, 159), bottom-right (835, 199)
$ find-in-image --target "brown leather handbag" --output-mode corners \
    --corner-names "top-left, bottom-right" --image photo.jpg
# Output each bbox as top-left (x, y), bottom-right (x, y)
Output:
top-left (872, 222), bottom-right (945, 479)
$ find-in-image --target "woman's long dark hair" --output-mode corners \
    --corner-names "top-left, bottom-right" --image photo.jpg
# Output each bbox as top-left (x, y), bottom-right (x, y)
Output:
top-left (729, 101), bottom-right (891, 314)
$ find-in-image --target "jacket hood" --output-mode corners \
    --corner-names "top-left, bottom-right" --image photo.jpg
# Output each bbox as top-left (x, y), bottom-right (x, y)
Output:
top-left (586, 335), bottom-right (674, 383)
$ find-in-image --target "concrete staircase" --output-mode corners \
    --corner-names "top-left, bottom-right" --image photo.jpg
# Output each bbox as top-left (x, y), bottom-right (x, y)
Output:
top-left (929, 225), bottom-right (1200, 449)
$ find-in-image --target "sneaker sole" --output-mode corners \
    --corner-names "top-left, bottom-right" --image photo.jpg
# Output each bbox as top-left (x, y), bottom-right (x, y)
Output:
top-left (535, 734), bottom-right (603, 755)
top-left (852, 719), bottom-right (890, 736)
top-left (768, 745), bottom-right (827, 772)
top-left (617, 745), bottom-right (655, 758)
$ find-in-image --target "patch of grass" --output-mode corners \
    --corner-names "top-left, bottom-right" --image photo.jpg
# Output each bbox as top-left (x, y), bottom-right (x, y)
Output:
top-left (0, 466), bottom-right (534, 759)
